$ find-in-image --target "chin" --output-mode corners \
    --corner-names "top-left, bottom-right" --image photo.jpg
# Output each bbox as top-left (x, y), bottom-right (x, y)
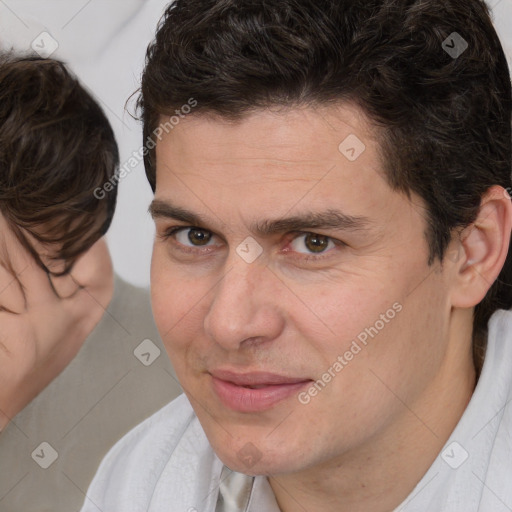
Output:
top-left (212, 439), bottom-right (310, 477)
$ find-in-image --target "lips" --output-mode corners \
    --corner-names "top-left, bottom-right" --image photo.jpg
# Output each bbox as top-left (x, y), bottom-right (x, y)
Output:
top-left (210, 370), bottom-right (312, 412)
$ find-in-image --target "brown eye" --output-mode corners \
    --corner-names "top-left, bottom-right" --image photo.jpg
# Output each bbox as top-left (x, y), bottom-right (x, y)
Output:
top-left (304, 233), bottom-right (331, 253)
top-left (188, 229), bottom-right (212, 246)
top-left (290, 232), bottom-right (336, 256)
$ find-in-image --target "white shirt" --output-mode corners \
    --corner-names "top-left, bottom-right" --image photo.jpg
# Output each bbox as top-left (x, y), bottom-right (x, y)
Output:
top-left (81, 309), bottom-right (512, 512)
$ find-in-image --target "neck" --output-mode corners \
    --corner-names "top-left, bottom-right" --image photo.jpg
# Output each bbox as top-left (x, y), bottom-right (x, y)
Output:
top-left (269, 309), bottom-right (476, 512)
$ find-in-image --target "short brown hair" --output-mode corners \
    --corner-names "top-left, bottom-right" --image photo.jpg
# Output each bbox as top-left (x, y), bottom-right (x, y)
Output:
top-left (0, 54), bottom-right (119, 275)
top-left (139, 0), bottom-right (511, 371)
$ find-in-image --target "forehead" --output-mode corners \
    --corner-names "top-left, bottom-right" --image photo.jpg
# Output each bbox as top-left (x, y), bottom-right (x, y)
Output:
top-left (1, 215), bottom-right (92, 275)
top-left (156, 103), bottom-right (379, 174)
top-left (152, 104), bottom-right (412, 229)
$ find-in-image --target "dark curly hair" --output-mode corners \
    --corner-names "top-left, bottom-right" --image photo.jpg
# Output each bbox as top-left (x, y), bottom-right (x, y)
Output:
top-left (139, 0), bottom-right (511, 371)
top-left (0, 55), bottom-right (119, 275)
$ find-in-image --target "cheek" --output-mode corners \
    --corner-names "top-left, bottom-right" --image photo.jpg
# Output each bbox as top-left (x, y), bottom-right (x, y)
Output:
top-left (152, 282), bottom-right (202, 339)
top-left (151, 253), bottom-right (210, 354)
top-left (327, 273), bottom-right (450, 410)
top-left (286, 262), bottom-right (442, 399)
top-left (288, 276), bottom-right (400, 354)
top-left (151, 282), bottom-right (203, 386)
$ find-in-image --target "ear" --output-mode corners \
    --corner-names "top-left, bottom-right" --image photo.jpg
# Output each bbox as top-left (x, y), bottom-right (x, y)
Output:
top-left (450, 186), bottom-right (512, 308)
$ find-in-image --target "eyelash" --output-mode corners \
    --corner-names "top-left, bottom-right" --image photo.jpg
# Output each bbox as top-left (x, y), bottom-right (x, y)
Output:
top-left (159, 227), bottom-right (218, 255)
top-left (160, 226), bottom-right (344, 261)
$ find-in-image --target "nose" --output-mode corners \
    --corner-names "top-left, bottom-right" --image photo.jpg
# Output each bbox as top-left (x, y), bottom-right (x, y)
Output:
top-left (203, 258), bottom-right (285, 350)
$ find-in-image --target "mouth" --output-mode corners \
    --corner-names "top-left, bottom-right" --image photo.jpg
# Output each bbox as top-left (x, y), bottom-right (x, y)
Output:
top-left (209, 370), bottom-right (312, 413)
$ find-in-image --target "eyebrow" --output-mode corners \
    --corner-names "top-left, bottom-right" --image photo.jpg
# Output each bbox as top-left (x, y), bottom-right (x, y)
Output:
top-left (149, 199), bottom-right (371, 236)
top-left (150, 201), bottom-right (210, 227)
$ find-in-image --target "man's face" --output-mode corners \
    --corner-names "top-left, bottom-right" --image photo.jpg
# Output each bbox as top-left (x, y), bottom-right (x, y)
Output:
top-left (151, 105), bottom-right (455, 475)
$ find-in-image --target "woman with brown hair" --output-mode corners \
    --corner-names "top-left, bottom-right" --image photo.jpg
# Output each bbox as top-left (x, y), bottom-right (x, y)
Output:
top-left (0, 55), bottom-right (181, 512)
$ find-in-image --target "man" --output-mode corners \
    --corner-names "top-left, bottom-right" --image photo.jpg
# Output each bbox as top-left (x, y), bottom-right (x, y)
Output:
top-left (82, 0), bottom-right (512, 510)
top-left (0, 56), bottom-right (181, 512)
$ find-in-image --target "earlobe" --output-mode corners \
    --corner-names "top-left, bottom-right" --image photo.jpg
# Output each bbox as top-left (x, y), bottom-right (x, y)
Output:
top-left (451, 186), bottom-right (512, 309)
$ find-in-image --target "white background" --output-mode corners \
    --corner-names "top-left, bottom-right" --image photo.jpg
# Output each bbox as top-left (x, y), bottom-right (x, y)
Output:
top-left (0, 0), bottom-right (511, 287)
